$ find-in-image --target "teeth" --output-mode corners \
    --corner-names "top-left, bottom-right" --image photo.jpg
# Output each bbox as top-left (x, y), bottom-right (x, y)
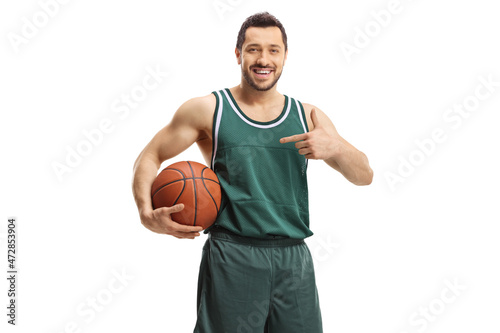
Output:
top-left (256, 70), bottom-right (271, 74)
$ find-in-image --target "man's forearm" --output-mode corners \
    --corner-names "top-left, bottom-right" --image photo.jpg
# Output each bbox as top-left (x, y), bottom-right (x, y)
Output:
top-left (132, 153), bottom-right (161, 216)
top-left (325, 141), bottom-right (373, 186)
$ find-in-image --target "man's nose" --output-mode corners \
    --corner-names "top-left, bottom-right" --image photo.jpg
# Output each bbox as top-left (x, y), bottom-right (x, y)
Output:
top-left (256, 52), bottom-right (270, 67)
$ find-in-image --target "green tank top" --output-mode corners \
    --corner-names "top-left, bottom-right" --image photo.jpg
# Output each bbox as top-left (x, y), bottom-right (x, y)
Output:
top-left (208, 88), bottom-right (312, 239)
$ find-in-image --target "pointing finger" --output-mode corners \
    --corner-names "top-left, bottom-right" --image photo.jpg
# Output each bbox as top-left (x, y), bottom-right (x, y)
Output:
top-left (280, 133), bottom-right (307, 144)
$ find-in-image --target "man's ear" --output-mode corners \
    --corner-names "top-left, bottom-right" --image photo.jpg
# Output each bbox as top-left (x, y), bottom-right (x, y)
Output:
top-left (235, 47), bottom-right (242, 65)
top-left (283, 49), bottom-right (288, 66)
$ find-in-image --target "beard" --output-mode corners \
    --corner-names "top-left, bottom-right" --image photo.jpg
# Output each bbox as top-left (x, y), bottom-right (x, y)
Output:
top-left (241, 65), bottom-right (283, 92)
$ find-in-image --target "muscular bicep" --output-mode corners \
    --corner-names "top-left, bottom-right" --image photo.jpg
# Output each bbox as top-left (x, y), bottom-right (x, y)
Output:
top-left (142, 95), bottom-right (215, 165)
top-left (154, 116), bottom-right (200, 163)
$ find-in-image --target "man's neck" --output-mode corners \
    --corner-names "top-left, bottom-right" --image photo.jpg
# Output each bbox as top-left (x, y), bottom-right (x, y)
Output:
top-left (231, 82), bottom-right (282, 107)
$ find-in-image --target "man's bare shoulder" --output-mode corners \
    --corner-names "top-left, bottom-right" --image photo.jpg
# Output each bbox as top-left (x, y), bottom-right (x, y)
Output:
top-left (172, 93), bottom-right (217, 130)
top-left (179, 93), bottom-right (217, 115)
top-left (301, 102), bottom-right (324, 114)
top-left (300, 102), bottom-right (335, 132)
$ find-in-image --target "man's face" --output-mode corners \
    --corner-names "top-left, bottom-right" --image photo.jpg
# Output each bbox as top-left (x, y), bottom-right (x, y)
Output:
top-left (236, 26), bottom-right (288, 92)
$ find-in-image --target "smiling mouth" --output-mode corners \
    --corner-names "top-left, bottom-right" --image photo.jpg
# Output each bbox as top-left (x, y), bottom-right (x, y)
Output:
top-left (252, 67), bottom-right (274, 78)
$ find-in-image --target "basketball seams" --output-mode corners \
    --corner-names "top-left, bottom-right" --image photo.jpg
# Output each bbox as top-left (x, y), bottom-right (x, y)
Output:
top-left (201, 167), bottom-right (220, 213)
top-left (152, 177), bottom-right (219, 199)
top-left (164, 167), bottom-right (187, 178)
top-left (187, 161), bottom-right (198, 226)
top-left (151, 168), bottom-right (187, 198)
top-left (172, 181), bottom-right (186, 206)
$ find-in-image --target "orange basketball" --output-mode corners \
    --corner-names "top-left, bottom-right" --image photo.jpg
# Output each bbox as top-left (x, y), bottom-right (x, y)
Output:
top-left (151, 161), bottom-right (221, 229)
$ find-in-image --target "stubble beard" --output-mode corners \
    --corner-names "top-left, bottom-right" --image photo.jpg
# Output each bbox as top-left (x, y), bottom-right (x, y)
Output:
top-left (242, 66), bottom-right (283, 92)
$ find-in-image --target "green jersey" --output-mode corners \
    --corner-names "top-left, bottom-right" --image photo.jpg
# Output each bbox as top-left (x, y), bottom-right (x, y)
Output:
top-left (209, 88), bottom-right (312, 239)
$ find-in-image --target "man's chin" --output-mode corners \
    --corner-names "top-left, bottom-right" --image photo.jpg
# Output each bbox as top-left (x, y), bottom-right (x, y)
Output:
top-left (253, 83), bottom-right (276, 91)
top-left (244, 76), bottom-right (280, 92)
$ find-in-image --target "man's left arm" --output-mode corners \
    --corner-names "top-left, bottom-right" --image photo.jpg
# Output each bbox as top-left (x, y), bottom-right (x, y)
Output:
top-left (280, 104), bottom-right (373, 186)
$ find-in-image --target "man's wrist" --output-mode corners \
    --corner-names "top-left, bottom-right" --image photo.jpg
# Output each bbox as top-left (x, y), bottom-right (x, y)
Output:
top-left (139, 206), bottom-right (154, 220)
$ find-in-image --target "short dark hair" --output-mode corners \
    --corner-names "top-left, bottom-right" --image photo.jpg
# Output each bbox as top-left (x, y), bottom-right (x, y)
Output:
top-left (236, 12), bottom-right (288, 52)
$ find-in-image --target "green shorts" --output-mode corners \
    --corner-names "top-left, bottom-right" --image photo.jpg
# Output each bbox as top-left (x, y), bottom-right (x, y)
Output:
top-left (193, 227), bottom-right (323, 333)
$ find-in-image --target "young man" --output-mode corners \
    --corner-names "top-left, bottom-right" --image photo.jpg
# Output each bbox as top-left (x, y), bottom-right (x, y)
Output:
top-left (132, 12), bottom-right (372, 333)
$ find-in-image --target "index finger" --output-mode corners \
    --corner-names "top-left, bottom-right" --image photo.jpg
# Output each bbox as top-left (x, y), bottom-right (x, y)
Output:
top-left (280, 133), bottom-right (307, 144)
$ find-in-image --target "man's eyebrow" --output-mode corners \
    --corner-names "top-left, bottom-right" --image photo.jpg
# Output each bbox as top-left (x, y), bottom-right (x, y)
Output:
top-left (245, 43), bottom-right (282, 49)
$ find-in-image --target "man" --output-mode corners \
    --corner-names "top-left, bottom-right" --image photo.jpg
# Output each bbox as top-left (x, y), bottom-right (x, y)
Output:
top-left (132, 12), bottom-right (373, 333)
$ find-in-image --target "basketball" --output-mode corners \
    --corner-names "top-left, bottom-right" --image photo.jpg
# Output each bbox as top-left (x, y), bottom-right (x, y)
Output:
top-left (151, 161), bottom-right (221, 229)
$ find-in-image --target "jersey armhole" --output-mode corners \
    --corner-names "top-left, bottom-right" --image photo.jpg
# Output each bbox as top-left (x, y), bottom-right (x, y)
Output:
top-left (211, 91), bottom-right (222, 169)
top-left (297, 100), bottom-right (310, 133)
top-left (296, 99), bottom-right (310, 170)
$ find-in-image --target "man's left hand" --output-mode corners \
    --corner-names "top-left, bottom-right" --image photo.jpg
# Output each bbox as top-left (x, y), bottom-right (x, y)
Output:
top-left (279, 108), bottom-right (343, 160)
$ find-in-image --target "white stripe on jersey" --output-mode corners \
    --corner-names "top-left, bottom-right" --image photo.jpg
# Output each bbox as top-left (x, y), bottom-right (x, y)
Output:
top-left (222, 89), bottom-right (291, 129)
top-left (211, 90), bottom-right (224, 169)
top-left (295, 99), bottom-right (308, 134)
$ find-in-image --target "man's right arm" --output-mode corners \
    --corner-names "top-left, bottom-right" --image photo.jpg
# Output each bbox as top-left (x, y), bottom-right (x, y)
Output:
top-left (132, 94), bottom-right (215, 239)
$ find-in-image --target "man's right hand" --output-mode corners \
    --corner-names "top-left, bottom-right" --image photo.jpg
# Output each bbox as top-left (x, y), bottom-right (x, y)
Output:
top-left (140, 204), bottom-right (204, 239)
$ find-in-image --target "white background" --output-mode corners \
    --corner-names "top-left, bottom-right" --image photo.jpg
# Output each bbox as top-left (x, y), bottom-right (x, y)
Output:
top-left (1, 0), bottom-right (499, 332)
